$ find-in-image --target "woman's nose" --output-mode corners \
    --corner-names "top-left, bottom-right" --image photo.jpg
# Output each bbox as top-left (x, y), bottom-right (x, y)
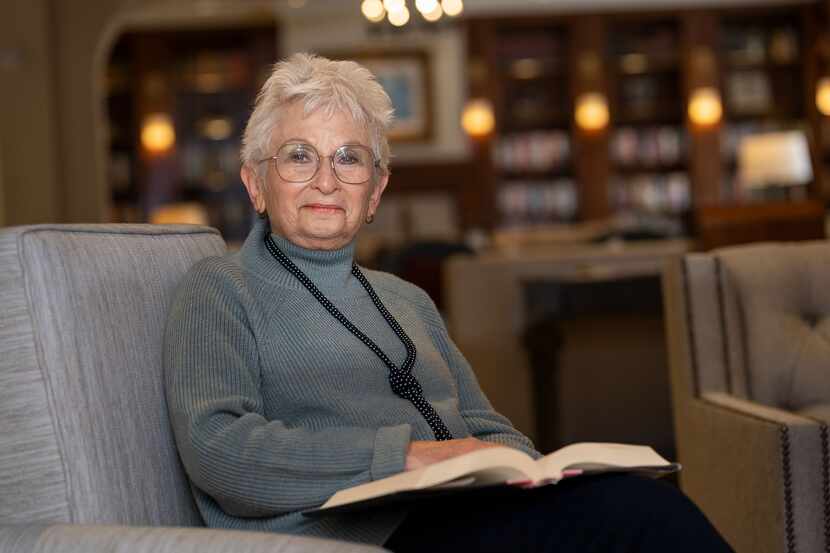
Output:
top-left (312, 159), bottom-right (339, 193)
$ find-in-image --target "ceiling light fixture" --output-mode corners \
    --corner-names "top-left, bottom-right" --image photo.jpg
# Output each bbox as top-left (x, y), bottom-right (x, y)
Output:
top-left (363, 0), bottom-right (461, 26)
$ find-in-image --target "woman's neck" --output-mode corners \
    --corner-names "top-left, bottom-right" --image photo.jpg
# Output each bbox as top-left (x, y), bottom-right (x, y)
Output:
top-left (268, 231), bottom-right (355, 288)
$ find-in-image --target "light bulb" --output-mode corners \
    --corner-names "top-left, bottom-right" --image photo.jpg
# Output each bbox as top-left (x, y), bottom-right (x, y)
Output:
top-left (415, 0), bottom-right (438, 14)
top-left (688, 87), bottom-right (722, 127)
top-left (461, 98), bottom-right (495, 138)
top-left (361, 0), bottom-right (385, 22)
top-left (383, 0), bottom-right (405, 12)
top-left (423, 3), bottom-right (442, 21)
top-left (388, 5), bottom-right (410, 26)
top-left (575, 93), bottom-right (609, 132)
top-left (441, 0), bottom-right (463, 17)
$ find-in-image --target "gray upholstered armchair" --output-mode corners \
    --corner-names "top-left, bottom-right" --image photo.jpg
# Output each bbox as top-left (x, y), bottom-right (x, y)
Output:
top-left (663, 240), bottom-right (830, 553)
top-left (0, 225), bottom-right (385, 553)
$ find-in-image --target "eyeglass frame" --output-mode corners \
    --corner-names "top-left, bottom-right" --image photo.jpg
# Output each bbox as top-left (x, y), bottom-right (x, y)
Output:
top-left (258, 142), bottom-right (382, 185)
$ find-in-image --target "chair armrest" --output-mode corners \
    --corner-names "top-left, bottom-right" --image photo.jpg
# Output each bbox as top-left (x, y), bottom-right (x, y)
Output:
top-left (675, 392), bottom-right (827, 553)
top-left (0, 523), bottom-right (389, 553)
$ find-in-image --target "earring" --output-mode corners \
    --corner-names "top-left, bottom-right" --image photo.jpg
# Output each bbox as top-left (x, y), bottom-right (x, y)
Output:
top-left (365, 213), bottom-right (374, 224)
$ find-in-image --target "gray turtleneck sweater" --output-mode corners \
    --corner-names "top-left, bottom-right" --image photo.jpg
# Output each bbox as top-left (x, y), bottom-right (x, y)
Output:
top-left (163, 218), bottom-right (538, 545)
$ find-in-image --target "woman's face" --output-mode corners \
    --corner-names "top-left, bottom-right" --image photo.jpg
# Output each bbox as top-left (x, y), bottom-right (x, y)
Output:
top-left (242, 102), bottom-right (388, 250)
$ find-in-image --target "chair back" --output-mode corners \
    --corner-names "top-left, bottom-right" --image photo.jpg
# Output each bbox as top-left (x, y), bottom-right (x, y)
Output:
top-left (677, 240), bottom-right (830, 409)
top-left (0, 224), bottom-right (225, 527)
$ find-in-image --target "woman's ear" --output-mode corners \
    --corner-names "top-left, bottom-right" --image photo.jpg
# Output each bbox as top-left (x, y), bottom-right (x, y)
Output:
top-left (366, 172), bottom-right (389, 220)
top-left (241, 164), bottom-right (266, 215)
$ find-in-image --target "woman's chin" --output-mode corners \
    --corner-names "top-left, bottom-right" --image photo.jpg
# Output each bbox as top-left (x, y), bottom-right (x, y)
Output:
top-left (298, 224), bottom-right (353, 248)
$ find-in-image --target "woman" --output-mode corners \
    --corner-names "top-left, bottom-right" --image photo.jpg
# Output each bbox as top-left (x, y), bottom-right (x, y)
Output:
top-left (164, 53), bottom-right (731, 552)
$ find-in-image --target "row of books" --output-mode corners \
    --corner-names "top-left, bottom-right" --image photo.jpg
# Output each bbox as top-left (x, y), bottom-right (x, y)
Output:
top-left (180, 142), bottom-right (241, 193)
top-left (726, 70), bottom-right (775, 115)
top-left (495, 131), bottom-right (571, 173)
top-left (611, 126), bottom-right (686, 168)
top-left (497, 180), bottom-right (578, 224)
top-left (722, 25), bottom-right (799, 67)
top-left (610, 172), bottom-right (690, 214)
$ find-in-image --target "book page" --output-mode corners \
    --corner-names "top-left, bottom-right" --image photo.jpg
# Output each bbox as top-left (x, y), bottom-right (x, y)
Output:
top-left (418, 446), bottom-right (542, 488)
top-left (321, 446), bottom-right (539, 510)
top-left (537, 443), bottom-right (675, 481)
top-left (321, 469), bottom-right (424, 509)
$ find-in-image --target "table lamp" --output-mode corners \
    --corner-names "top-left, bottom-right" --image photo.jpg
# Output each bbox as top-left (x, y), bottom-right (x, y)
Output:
top-left (737, 130), bottom-right (813, 200)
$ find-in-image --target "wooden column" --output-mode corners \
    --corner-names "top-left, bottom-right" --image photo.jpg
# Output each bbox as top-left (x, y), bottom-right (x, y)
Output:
top-left (463, 21), bottom-right (499, 231)
top-left (682, 12), bottom-right (723, 206)
top-left (132, 33), bottom-right (177, 219)
top-left (805, 3), bottom-right (828, 200)
top-left (571, 16), bottom-right (611, 220)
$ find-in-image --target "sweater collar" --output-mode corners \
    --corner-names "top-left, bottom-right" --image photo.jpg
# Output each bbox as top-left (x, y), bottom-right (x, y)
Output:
top-left (240, 217), bottom-right (357, 294)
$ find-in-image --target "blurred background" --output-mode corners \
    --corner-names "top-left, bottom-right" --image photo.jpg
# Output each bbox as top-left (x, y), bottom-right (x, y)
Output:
top-left (3, 0), bottom-right (829, 453)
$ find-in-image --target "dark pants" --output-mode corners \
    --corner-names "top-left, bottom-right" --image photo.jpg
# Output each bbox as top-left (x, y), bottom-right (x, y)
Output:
top-left (384, 474), bottom-right (733, 552)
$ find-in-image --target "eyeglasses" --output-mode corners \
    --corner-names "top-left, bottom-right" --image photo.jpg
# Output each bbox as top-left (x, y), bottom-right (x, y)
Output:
top-left (259, 142), bottom-right (380, 185)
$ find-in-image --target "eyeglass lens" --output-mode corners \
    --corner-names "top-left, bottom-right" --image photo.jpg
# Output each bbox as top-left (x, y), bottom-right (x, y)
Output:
top-left (276, 143), bottom-right (374, 184)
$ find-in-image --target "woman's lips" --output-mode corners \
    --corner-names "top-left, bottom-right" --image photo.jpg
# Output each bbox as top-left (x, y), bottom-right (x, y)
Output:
top-left (304, 204), bottom-right (343, 214)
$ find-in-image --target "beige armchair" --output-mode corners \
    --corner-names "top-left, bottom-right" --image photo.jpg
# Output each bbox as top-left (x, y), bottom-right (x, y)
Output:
top-left (0, 224), bottom-right (385, 553)
top-left (663, 240), bottom-right (830, 553)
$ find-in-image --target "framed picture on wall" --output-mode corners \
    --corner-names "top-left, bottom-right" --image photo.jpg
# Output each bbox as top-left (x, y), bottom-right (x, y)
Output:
top-left (328, 50), bottom-right (433, 142)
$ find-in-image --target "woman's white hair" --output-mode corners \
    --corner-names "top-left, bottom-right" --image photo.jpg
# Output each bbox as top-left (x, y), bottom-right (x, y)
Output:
top-left (241, 52), bottom-right (394, 177)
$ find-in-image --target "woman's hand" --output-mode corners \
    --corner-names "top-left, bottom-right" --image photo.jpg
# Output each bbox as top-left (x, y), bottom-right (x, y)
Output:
top-left (405, 437), bottom-right (502, 471)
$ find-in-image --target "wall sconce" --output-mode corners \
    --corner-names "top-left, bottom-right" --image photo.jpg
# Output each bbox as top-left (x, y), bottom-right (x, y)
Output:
top-left (816, 77), bottom-right (830, 116)
top-left (574, 93), bottom-right (609, 132)
top-left (687, 87), bottom-right (722, 127)
top-left (140, 113), bottom-right (175, 154)
top-left (461, 98), bottom-right (495, 138)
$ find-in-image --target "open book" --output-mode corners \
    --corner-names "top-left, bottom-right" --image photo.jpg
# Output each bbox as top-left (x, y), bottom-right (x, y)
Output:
top-left (306, 442), bottom-right (679, 516)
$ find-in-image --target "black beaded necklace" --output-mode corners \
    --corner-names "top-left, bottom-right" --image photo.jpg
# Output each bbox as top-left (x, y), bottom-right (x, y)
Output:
top-left (263, 231), bottom-right (453, 441)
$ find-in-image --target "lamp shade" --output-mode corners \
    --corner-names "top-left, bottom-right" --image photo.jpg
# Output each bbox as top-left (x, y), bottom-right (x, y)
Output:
top-left (737, 131), bottom-right (813, 189)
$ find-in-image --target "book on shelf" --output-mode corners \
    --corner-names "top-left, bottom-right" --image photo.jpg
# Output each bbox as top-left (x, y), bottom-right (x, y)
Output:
top-left (304, 442), bottom-right (679, 517)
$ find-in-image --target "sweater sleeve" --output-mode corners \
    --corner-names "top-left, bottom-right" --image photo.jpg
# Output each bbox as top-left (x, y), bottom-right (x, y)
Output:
top-left (414, 292), bottom-right (541, 459)
top-left (163, 261), bottom-right (411, 518)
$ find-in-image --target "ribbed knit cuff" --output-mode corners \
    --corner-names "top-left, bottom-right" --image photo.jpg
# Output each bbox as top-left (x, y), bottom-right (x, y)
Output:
top-left (370, 424), bottom-right (411, 481)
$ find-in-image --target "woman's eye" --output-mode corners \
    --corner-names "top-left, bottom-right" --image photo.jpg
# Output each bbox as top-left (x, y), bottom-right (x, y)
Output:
top-left (288, 150), bottom-right (313, 163)
top-left (337, 150), bottom-right (361, 165)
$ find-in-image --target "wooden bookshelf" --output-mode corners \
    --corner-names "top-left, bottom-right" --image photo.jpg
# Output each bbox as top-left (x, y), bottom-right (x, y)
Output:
top-left (718, 7), bottom-right (811, 201)
top-left (607, 17), bottom-right (689, 224)
top-left (105, 25), bottom-right (278, 243)
top-left (472, 18), bottom-right (578, 228)
top-left (466, 2), bottom-right (826, 238)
